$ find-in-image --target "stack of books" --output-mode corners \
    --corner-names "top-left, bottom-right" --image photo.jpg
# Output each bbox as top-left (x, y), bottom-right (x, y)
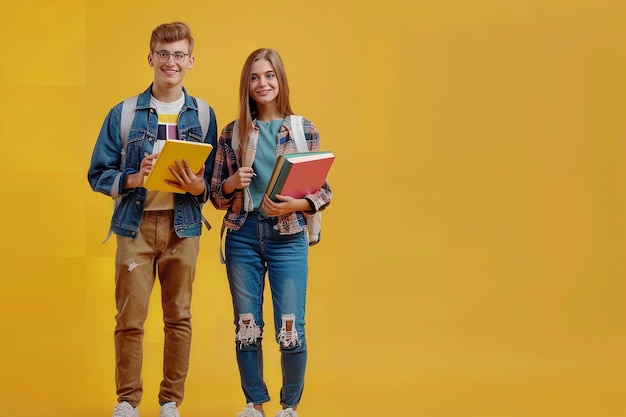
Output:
top-left (265, 151), bottom-right (335, 201)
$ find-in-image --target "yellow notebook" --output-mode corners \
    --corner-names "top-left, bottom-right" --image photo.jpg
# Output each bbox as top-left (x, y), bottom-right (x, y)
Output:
top-left (143, 139), bottom-right (213, 193)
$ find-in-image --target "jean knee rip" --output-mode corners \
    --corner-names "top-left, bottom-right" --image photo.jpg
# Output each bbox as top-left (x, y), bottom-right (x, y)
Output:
top-left (278, 314), bottom-right (299, 349)
top-left (237, 313), bottom-right (261, 347)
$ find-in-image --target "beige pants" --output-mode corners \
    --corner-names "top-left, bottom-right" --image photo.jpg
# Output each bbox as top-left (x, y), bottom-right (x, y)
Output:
top-left (113, 210), bottom-right (199, 407)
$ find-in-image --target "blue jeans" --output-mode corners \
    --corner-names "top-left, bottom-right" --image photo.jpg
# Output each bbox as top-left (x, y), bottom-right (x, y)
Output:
top-left (225, 211), bottom-right (309, 408)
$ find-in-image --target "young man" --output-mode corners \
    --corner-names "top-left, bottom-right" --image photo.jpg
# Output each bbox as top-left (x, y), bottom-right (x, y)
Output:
top-left (87, 22), bottom-right (217, 417)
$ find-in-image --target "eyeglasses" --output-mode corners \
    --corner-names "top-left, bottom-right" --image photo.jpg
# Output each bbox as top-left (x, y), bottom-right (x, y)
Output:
top-left (153, 50), bottom-right (189, 63)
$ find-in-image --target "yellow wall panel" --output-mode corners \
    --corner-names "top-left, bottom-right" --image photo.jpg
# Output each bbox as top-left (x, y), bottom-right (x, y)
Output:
top-left (1, 1), bottom-right (625, 416)
top-left (1, 1), bottom-right (86, 86)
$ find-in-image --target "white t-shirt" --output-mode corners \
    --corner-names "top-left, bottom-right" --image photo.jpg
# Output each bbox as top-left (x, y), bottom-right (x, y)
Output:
top-left (144, 94), bottom-right (185, 211)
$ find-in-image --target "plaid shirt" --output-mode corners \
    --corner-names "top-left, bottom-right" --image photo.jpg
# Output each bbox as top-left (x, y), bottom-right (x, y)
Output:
top-left (210, 116), bottom-right (332, 235)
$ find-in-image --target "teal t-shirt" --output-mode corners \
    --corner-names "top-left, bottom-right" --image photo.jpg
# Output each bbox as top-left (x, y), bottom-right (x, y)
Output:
top-left (250, 119), bottom-right (283, 209)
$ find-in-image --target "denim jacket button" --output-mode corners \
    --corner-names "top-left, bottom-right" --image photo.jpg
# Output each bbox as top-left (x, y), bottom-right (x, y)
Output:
top-left (135, 200), bottom-right (141, 206)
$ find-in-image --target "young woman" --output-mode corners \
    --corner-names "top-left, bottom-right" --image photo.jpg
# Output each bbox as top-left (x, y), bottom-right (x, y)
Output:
top-left (210, 48), bottom-right (332, 417)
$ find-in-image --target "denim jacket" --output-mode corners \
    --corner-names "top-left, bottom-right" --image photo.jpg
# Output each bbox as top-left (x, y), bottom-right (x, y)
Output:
top-left (88, 84), bottom-right (217, 239)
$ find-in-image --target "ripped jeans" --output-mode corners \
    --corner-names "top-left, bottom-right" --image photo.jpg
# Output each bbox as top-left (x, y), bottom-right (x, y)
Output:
top-left (224, 211), bottom-right (309, 408)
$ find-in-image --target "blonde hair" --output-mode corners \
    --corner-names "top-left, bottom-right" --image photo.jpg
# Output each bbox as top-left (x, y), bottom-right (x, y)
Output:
top-left (236, 48), bottom-right (293, 160)
top-left (150, 21), bottom-right (194, 55)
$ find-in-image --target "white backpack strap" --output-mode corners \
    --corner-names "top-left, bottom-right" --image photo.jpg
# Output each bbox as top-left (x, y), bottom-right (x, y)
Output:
top-left (231, 120), bottom-right (240, 151)
top-left (194, 96), bottom-right (211, 138)
top-left (104, 95), bottom-right (138, 244)
top-left (119, 95), bottom-right (138, 169)
top-left (219, 121), bottom-right (238, 264)
top-left (289, 115), bottom-right (307, 152)
top-left (230, 120), bottom-right (254, 212)
top-left (192, 96), bottom-right (212, 232)
top-left (114, 94), bottom-right (138, 199)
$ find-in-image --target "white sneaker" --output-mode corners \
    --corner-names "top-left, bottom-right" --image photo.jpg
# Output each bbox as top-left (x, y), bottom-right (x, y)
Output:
top-left (112, 402), bottom-right (139, 417)
top-left (237, 403), bottom-right (265, 417)
top-left (159, 402), bottom-right (180, 417)
top-left (274, 409), bottom-right (298, 417)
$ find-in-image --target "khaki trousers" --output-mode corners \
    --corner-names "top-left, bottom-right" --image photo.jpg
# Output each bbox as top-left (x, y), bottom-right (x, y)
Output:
top-left (114, 210), bottom-right (199, 407)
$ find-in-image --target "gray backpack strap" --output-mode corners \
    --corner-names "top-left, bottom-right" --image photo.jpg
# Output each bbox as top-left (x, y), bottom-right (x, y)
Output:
top-left (193, 96), bottom-right (212, 232)
top-left (219, 120), bottom-right (248, 264)
top-left (120, 95), bottom-right (138, 170)
top-left (231, 120), bottom-right (240, 150)
top-left (113, 94), bottom-right (139, 200)
top-left (195, 97), bottom-right (210, 138)
top-left (289, 115), bottom-right (307, 152)
top-left (103, 95), bottom-right (138, 244)
top-left (229, 120), bottom-right (253, 211)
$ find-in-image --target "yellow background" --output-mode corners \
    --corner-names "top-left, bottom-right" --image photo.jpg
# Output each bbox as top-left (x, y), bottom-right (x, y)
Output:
top-left (1, 1), bottom-right (625, 416)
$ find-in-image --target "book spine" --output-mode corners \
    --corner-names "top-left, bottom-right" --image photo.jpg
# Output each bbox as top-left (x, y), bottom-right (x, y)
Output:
top-left (268, 161), bottom-right (294, 202)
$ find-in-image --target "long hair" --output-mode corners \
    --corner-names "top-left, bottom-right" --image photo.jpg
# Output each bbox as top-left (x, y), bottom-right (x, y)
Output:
top-left (236, 48), bottom-right (293, 161)
top-left (149, 21), bottom-right (194, 55)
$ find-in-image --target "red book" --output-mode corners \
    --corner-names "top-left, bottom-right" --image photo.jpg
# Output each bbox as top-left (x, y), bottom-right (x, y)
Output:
top-left (265, 151), bottom-right (335, 201)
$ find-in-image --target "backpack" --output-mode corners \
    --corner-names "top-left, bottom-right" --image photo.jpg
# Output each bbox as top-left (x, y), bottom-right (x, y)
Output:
top-left (231, 115), bottom-right (323, 246)
top-left (102, 94), bottom-right (212, 243)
